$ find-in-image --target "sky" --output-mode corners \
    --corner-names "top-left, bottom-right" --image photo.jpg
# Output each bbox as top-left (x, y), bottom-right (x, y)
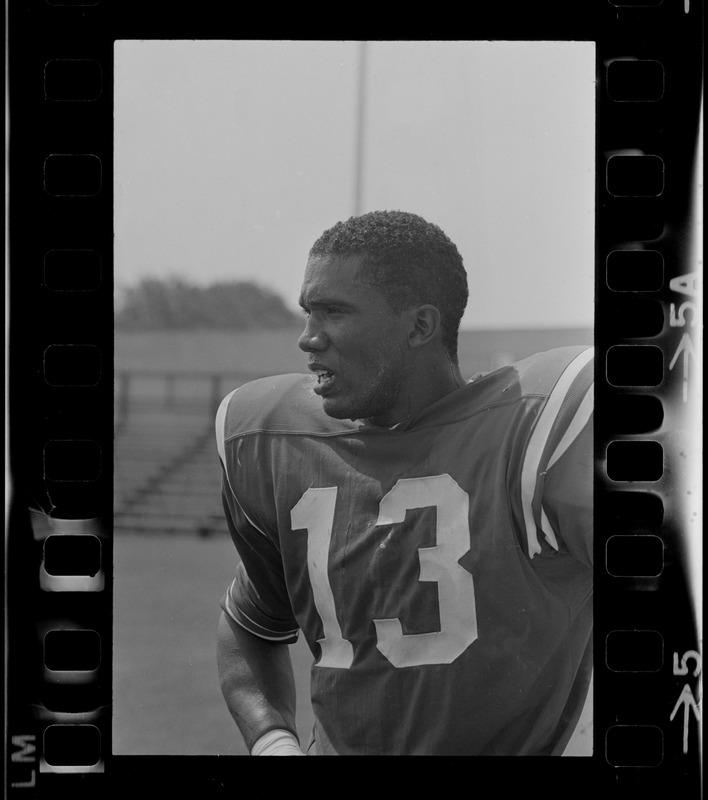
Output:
top-left (114, 40), bottom-right (596, 330)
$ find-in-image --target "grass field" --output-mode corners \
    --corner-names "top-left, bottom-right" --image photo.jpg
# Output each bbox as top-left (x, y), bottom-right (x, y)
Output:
top-left (113, 533), bottom-right (315, 755)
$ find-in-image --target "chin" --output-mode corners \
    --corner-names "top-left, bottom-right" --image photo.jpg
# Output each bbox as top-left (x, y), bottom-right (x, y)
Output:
top-left (321, 396), bottom-right (391, 423)
top-left (319, 378), bottom-right (400, 422)
top-left (321, 398), bottom-right (356, 420)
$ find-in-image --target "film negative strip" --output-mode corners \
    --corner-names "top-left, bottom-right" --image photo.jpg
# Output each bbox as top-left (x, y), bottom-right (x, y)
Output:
top-left (5, 2), bottom-right (703, 797)
top-left (595, 1), bottom-right (703, 792)
top-left (7, 3), bottom-right (114, 793)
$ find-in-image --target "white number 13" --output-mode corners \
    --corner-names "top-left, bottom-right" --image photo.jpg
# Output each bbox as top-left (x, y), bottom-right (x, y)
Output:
top-left (290, 475), bottom-right (478, 669)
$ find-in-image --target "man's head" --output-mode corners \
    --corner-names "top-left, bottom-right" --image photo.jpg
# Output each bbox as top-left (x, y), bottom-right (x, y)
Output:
top-left (298, 210), bottom-right (468, 425)
top-left (307, 210), bottom-right (468, 364)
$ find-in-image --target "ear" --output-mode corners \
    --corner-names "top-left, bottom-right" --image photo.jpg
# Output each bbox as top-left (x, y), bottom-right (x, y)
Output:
top-left (406, 304), bottom-right (441, 349)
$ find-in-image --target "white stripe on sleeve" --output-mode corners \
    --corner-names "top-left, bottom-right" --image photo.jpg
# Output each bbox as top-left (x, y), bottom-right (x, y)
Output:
top-left (215, 388), bottom-right (239, 466)
top-left (546, 382), bottom-right (594, 470)
top-left (215, 387), bottom-right (270, 540)
top-left (521, 348), bottom-right (594, 558)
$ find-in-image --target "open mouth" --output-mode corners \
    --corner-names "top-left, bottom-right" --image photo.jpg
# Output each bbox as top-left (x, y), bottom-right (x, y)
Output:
top-left (311, 368), bottom-right (336, 394)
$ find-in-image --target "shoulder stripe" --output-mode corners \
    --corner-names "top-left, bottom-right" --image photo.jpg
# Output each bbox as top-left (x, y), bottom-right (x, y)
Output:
top-left (223, 580), bottom-right (300, 642)
top-left (521, 347), bottom-right (594, 558)
top-left (215, 387), bottom-right (266, 536)
top-left (215, 388), bottom-right (240, 465)
top-left (546, 382), bottom-right (593, 470)
top-left (216, 387), bottom-right (270, 540)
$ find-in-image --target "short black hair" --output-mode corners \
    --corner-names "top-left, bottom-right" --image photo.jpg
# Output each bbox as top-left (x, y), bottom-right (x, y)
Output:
top-left (309, 210), bottom-right (468, 363)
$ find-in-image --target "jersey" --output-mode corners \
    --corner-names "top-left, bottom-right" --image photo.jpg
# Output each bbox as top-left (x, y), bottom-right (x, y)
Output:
top-left (216, 346), bottom-right (594, 756)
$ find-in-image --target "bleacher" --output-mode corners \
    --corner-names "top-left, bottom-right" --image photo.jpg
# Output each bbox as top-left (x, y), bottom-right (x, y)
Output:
top-left (113, 371), bottom-right (262, 536)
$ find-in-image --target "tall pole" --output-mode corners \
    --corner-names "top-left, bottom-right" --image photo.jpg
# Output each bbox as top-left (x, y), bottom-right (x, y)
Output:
top-left (353, 41), bottom-right (368, 217)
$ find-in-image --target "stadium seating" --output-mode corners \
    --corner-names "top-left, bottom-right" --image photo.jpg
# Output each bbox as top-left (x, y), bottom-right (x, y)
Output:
top-left (114, 376), bottom-right (252, 536)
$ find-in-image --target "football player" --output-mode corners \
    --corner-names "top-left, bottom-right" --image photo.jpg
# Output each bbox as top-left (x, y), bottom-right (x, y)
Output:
top-left (216, 210), bottom-right (593, 755)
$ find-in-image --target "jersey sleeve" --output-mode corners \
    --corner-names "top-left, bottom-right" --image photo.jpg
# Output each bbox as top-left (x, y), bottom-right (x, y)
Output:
top-left (520, 347), bottom-right (594, 565)
top-left (540, 415), bottom-right (593, 566)
top-left (216, 390), bottom-right (300, 644)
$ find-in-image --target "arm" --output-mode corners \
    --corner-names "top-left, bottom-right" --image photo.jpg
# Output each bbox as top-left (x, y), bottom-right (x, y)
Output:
top-left (216, 610), bottom-right (303, 753)
top-left (216, 393), bottom-right (305, 753)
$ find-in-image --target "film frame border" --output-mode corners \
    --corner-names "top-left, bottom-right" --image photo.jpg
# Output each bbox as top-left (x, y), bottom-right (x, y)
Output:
top-left (5, 2), bottom-right (703, 796)
top-left (595, 1), bottom-right (703, 791)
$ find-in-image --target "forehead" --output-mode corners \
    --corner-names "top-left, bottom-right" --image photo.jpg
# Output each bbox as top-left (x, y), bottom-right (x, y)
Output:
top-left (300, 254), bottom-right (381, 305)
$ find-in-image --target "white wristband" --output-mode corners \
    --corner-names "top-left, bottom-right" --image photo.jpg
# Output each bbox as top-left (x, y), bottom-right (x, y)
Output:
top-left (250, 728), bottom-right (305, 756)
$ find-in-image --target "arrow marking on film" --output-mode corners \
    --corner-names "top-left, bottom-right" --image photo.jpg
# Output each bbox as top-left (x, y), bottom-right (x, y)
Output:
top-left (669, 333), bottom-right (696, 403)
top-left (670, 683), bottom-right (700, 754)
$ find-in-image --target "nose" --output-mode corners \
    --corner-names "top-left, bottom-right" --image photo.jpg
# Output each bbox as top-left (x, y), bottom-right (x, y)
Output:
top-left (298, 318), bottom-right (328, 352)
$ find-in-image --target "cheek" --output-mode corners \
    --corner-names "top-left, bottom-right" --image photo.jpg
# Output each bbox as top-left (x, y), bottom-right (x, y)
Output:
top-left (335, 316), bottom-right (407, 372)
top-left (366, 336), bottom-right (408, 378)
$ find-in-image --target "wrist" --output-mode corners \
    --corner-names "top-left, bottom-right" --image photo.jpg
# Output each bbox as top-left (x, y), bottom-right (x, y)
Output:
top-left (250, 728), bottom-right (304, 756)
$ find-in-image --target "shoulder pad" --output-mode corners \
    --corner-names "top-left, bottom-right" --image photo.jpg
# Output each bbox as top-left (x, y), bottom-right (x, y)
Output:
top-left (513, 346), bottom-right (593, 398)
top-left (215, 373), bottom-right (359, 461)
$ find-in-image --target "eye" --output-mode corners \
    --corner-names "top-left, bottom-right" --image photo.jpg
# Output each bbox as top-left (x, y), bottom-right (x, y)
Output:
top-left (324, 306), bottom-right (347, 317)
top-left (301, 304), bottom-right (347, 319)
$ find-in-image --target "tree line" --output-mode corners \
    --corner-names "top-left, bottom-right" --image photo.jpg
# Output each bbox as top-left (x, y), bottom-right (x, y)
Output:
top-left (116, 277), bottom-right (301, 330)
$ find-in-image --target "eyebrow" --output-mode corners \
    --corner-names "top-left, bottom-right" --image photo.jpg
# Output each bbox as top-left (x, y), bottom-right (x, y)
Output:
top-left (298, 295), bottom-right (357, 311)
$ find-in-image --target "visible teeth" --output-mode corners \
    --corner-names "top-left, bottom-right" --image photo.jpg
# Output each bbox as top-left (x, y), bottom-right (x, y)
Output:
top-left (316, 370), bottom-right (333, 382)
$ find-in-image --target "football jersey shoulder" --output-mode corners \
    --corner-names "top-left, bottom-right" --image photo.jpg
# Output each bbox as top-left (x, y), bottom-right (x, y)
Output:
top-left (216, 373), bottom-right (359, 456)
top-left (512, 345), bottom-right (593, 397)
top-left (512, 346), bottom-right (594, 560)
top-left (408, 345), bottom-right (593, 432)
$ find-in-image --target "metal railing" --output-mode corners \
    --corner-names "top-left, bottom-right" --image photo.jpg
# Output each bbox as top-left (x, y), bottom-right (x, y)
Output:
top-left (114, 369), bottom-right (275, 428)
top-left (114, 370), bottom-right (269, 533)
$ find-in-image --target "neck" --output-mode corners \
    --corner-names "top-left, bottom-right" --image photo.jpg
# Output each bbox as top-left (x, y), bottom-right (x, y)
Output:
top-left (369, 356), bottom-right (465, 428)
top-left (418, 357), bottom-right (466, 402)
